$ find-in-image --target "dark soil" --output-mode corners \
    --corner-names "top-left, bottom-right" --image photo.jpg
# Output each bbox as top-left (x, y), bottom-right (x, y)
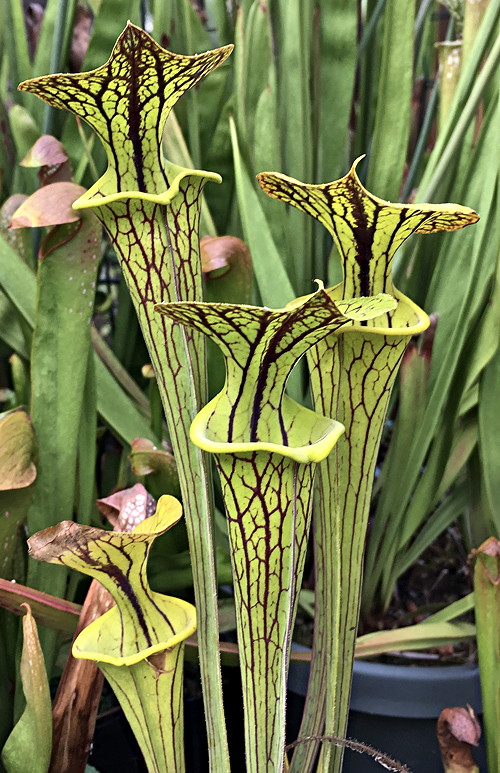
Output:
top-left (294, 525), bottom-right (476, 665)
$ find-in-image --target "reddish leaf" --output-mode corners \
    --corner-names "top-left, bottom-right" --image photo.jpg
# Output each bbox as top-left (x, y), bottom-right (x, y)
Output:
top-left (10, 182), bottom-right (85, 228)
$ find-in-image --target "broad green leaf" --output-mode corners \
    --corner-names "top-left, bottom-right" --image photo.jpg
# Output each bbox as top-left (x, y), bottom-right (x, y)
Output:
top-left (157, 288), bottom-right (395, 773)
top-left (10, 183), bottom-right (100, 670)
top-left (259, 160), bottom-right (479, 773)
top-left (19, 27), bottom-right (234, 769)
top-left (1, 605), bottom-right (52, 773)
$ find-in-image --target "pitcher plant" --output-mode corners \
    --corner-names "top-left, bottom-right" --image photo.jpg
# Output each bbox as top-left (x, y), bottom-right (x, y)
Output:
top-left (258, 161), bottom-right (479, 772)
top-left (27, 495), bottom-right (195, 773)
top-left (157, 286), bottom-right (396, 772)
top-left (18, 23), bottom-right (233, 769)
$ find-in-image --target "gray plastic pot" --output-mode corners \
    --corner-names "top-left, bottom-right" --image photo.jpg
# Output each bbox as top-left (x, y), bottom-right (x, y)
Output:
top-left (287, 655), bottom-right (486, 772)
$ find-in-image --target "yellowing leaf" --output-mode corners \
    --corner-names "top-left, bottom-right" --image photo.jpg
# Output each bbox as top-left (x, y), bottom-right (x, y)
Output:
top-left (0, 409), bottom-right (36, 490)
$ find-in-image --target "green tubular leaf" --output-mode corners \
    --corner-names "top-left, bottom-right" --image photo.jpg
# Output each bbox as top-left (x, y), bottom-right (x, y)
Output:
top-left (472, 539), bottom-right (500, 773)
top-left (18, 27), bottom-right (234, 770)
top-left (259, 162), bottom-right (479, 773)
top-left (1, 605), bottom-right (52, 773)
top-left (157, 288), bottom-right (394, 773)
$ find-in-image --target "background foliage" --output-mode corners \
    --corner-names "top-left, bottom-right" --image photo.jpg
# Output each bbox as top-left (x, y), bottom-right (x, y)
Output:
top-left (0, 0), bottom-right (498, 765)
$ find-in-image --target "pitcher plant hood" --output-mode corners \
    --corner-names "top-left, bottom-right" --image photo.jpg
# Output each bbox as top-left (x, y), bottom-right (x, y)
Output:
top-left (18, 22), bottom-right (233, 207)
top-left (258, 156), bottom-right (479, 333)
top-left (156, 284), bottom-right (397, 461)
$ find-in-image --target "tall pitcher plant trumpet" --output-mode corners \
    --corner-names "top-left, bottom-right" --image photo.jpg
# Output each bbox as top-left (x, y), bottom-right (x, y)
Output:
top-left (19, 23), bottom-right (233, 771)
top-left (157, 287), bottom-right (396, 772)
top-left (259, 162), bottom-right (478, 773)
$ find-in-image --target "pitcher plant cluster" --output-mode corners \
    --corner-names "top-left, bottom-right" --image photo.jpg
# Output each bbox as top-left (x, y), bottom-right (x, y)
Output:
top-left (4, 24), bottom-right (479, 773)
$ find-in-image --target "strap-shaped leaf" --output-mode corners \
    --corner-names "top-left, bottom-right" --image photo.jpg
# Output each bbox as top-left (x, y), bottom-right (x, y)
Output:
top-left (157, 286), bottom-right (396, 456)
top-left (258, 157), bottom-right (479, 298)
top-left (27, 496), bottom-right (195, 665)
top-left (19, 23), bottom-right (233, 199)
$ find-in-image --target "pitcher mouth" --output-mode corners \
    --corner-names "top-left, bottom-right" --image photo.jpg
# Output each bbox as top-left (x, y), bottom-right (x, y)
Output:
top-left (73, 595), bottom-right (197, 667)
top-left (72, 165), bottom-right (221, 211)
top-left (289, 287), bottom-right (429, 337)
top-left (190, 396), bottom-right (345, 464)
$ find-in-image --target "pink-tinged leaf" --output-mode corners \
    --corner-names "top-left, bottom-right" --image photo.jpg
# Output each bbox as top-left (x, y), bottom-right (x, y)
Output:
top-left (0, 409), bottom-right (36, 490)
top-left (437, 706), bottom-right (481, 772)
top-left (10, 182), bottom-right (84, 228)
top-left (96, 482), bottom-right (156, 531)
top-left (1, 605), bottom-right (52, 773)
top-left (20, 135), bottom-right (68, 168)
